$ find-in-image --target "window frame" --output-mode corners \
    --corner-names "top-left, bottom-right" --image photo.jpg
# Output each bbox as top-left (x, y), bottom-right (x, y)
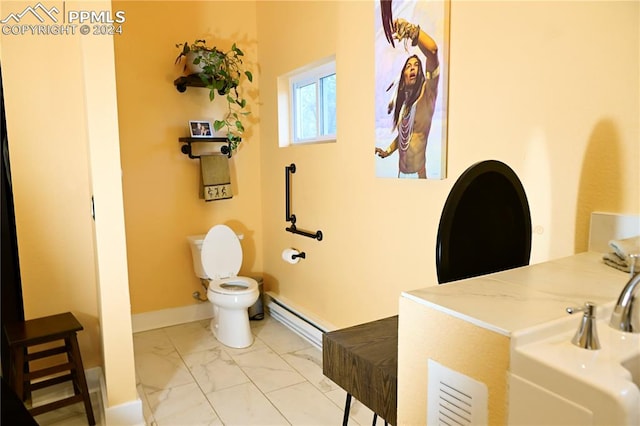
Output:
top-left (288, 58), bottom-right (336, 145)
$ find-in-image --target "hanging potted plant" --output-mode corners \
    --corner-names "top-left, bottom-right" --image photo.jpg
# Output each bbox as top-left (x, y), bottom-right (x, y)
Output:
top-left (175, 39), bottom-right (253, 151)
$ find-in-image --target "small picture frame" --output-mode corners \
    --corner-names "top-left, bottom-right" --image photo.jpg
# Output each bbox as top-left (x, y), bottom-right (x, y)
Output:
top-left (189, 120), bottom-right (213, 138)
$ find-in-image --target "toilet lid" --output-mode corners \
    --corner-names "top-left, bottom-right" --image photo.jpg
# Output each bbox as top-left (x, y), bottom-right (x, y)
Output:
top-left (201, 225), bottom-right (242, 279)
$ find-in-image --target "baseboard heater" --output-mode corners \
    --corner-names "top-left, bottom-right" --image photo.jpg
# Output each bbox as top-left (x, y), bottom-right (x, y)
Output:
top-left (265, 293), bottom-right (327, 350)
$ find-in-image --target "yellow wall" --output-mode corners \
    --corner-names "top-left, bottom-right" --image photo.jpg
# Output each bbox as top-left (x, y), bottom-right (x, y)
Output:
top-left (115, 0), bottom-right (639, 326)
top-left (1, 1), bottom-right (101, 367)
top-left (398, 296), bottom-right (510, 425)
top-left (2, 0), bottom-right (639, 407)
top-left (1, 0), bottom-right (137, 410)
top-left (112, 1), bottom-right (262, 314)
top-left (256, 0), bottom-right (640, 328)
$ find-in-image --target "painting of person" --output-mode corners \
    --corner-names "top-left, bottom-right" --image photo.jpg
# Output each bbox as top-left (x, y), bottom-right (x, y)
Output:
top-left (374, 0), bottom-right (449, 179)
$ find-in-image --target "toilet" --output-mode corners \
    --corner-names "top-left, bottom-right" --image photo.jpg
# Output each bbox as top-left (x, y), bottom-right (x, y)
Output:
top-left (188, 225), bottom-right (259, 348)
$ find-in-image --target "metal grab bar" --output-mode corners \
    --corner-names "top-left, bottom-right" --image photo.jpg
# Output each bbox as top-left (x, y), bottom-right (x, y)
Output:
top-left (285, 163), bottom-right (323, 241)
top-left (285, 163), bottom-right (296, 224)
top-left (286, 225), bottom-right (323, 241)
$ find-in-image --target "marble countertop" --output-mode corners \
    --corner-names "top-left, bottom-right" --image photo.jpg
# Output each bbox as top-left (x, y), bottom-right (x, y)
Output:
top-left (402, 252), bottom-right (630, 336)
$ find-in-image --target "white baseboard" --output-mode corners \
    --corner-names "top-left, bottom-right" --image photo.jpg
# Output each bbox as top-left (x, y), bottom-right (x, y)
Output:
top-left (131, 302), bottom-right (214, 333)
top-left (130, 293), bottom-right (337, 353)
top-left (97, 368), bottom-right (145, 426)
top-left (104, 400), bottom-right (145, 426)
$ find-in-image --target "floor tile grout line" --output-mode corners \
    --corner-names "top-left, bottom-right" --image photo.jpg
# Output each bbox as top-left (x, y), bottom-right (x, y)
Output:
top-left (249, 323), bottom-right (363, 425)
top-left (172, 337), bottom-right (226, 425)
top-left (134, 315), bottom-right (362, 426)
top-left (218, 320), bottom-right (322, 425)
top-left (168, 323), bottom-right (294, 425)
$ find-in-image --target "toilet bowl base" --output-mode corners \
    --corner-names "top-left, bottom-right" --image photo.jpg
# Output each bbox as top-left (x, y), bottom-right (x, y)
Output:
top-left (210, 307), bottom-right (254, 348)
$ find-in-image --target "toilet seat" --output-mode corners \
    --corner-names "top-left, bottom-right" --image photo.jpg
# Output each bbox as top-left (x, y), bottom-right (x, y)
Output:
top-left (201, 225), bottom-right (257, 293)
top-left (209, 276), bottom-right (258, 295)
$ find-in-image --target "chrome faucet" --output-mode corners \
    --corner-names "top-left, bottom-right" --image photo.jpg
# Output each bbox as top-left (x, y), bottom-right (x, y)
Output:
top-left (609, 254), bottom-right (640, 333)
top-left (567, 302), bottom-right (600, 350)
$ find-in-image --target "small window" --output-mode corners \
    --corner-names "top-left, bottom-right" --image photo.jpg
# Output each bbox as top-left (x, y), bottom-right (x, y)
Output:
top-left (278, 56), bottom-right (336, 147)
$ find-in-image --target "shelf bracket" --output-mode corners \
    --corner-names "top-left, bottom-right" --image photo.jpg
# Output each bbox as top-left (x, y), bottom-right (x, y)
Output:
top-left (178, 137), bottom-right (232, 159)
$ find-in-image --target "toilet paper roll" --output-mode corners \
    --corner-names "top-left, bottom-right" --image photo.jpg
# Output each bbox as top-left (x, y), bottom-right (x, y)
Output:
top-left (282, 248), bottom-right (301, 264)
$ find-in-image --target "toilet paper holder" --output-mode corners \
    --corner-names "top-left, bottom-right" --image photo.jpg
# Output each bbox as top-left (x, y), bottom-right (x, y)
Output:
top-left (282, 248), bottom-right (306, 264)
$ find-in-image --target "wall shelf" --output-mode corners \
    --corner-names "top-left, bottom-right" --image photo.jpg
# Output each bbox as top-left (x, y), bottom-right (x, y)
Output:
top-left (173, 74), bottom-right (210, 93)
top-left (178, 137), bottom-right (234, 159)
top-left (175, 74), bottom-right (238, 159)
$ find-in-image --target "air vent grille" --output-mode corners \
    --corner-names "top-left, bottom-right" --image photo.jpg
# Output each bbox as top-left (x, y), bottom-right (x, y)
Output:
top-left (428, 359), bottom-right (488, 425)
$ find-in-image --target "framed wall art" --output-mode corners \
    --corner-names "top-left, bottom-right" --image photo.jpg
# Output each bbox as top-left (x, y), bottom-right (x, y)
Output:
top-left (374, 0), bottom-right (450, 179)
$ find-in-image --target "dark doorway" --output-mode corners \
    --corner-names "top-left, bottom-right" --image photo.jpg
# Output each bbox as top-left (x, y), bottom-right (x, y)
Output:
top-left (1, 64), bottom-right (26, 376)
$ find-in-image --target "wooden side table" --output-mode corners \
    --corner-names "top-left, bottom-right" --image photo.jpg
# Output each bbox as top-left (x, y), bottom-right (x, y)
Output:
top-left (322, 315), bottom-right (398, 425)
top-left (4, 312), bottom-right (96, 425)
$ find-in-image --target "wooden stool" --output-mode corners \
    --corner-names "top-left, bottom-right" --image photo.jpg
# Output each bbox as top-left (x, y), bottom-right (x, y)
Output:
top-left (4, 312), bottom-right (96, 425)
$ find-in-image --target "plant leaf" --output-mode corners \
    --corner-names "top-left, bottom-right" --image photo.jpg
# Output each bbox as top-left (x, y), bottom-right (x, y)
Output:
top-left (245, 71), bottom-right (253, 82)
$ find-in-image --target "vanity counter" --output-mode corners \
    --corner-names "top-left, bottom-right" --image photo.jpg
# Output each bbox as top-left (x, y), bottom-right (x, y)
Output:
top-left (402, 251), bottom-right (628, 336)
top-left (397, 251), bottom-right (633, 425)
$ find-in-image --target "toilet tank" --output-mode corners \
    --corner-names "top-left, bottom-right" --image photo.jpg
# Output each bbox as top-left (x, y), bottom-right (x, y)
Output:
top-left (187, 231), bottom-right (244, 280)
top-left (187, 235), bottom-right (209, 279)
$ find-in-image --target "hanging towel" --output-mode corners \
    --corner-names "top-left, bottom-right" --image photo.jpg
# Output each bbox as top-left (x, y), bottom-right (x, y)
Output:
top-left (602, 235), bottom-right (640, 273)
top-left (200, 154), bottom-right (232, 201)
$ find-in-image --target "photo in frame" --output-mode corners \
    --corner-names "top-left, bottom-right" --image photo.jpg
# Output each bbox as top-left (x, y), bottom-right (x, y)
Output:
top-left (189, 120), bottom-right (213, 138)
top-left (374, 0), bottom-right (450, 179)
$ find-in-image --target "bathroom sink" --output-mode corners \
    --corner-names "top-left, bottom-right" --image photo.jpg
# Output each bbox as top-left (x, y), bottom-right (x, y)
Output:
top-left (509, 314), bottom-right (640, 425)
top-left (622, 352), bottom-right (640, 388)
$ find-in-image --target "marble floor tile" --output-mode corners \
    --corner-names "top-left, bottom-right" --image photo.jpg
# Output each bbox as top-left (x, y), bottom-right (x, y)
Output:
top-left (182, 346), bottom-right (250, 393)
top-left (265, 381), bottom-right (345, 426)
top-left (164, 320), bottom-right (222, 356)
top-left (38, 313), bottom-right (380, 426)
top-left (252, 317), bottom-right (312, 355)
top-left (206, 382), bottom-right (289, 426)
top-left (137, 383), bottom-right (156, 426)
top-left (135, 348), bottom-right (195, 392)
top-left (281, 347), bottom-right (339, 393)
top-left (222, 333), bottom-right (268, 357)
top-left (146, 382), bottom-right (222, 426)
top-left (230, 346), bottom-right (306, 393)
top-left (133, 328), bottom-right (174, 355)
top-left (325, 388), bottom-right (377, 426)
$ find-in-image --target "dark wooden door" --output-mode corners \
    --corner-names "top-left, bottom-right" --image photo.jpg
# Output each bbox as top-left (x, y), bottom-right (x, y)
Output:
top-left (1, 64), bottom-right (26, 377)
